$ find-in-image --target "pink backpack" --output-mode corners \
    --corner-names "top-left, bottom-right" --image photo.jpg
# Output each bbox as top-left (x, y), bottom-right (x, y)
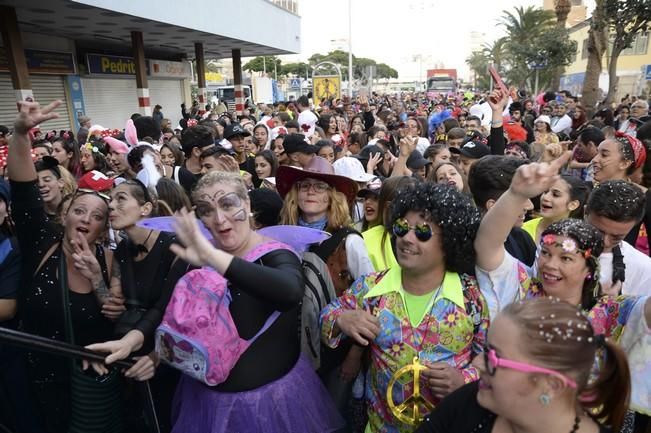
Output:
top-left (155, 240), bottom-right (292, 386)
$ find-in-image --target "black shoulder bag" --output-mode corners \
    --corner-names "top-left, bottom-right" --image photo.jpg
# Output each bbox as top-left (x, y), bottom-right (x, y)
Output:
top-left (59, 254), bottom-right (124, 433)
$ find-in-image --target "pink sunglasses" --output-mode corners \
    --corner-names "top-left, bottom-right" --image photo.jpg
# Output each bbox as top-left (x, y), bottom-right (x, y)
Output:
top-left (484, 348), bottom-right (577, 389)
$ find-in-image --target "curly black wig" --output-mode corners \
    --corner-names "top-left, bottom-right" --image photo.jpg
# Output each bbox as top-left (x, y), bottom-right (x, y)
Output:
top-left (386, 182), bottom-right (481, 274)
top-left (541, 219), bottom-right (604, 310)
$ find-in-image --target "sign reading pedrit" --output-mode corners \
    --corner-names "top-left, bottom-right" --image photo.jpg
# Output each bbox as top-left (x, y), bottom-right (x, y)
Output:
top-left (86, 54), bottom-right (190, 78)
top-left (86, 54), bottom-right (144, 75)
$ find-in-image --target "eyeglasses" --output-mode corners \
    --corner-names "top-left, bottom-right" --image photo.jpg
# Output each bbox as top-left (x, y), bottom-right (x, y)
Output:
top-left (483, 347), bottom-right (577, 389)
top-left (194, 192), bottom-right (247, 221)
top-left (392, 218), bottom-right (435, 242)
top-left (76, 188), bottom-right (110, 203)
top-left (297, 180), bottom-right (331, 193)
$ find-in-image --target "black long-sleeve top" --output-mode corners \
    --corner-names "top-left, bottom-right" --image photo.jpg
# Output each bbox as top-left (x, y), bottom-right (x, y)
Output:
top-left (213, 248), bottom-right (305, 392)
top-left (10, 179), bottom-right (114, 433)
top-left (114, 232), bottom-right (188, 354)
top-left (415, 381), bottom-right (611, 433)
top-left (488, 125), bottom-right (505, 155)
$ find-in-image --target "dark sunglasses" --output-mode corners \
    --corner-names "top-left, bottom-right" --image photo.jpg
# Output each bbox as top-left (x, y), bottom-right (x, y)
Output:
top-left (392, 218), bottom-right (434, 242)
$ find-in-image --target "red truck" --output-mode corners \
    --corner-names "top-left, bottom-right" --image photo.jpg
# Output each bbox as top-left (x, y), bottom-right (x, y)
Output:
top-left (426, 69), bottom-right (457, 93)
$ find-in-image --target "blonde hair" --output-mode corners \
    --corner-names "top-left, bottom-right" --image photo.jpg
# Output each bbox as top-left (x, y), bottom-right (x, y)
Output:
top-left (191, 171), bottom-right (249, 203)
top-left (58, 165), bottom-right (77, 196)
top-left (279, 185), bottom-right (352, 233)
top-left (503, 298), bottom-right (630, 431)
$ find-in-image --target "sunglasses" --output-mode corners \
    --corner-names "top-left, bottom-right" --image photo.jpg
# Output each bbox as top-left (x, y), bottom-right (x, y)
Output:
top-left (76, 188), bottom-right (110, 203)
top-left (483, 347), bottom-right (577, 388)
top-left (392, 218), bottom-right (435, 242)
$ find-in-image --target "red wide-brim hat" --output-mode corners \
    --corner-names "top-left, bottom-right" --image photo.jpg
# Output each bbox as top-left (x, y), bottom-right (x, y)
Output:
top-left (276, 156), bottom-right (358, 204)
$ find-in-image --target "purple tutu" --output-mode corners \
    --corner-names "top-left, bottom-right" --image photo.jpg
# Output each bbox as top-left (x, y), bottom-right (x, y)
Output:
top-left (170, 356), bottom-right (344, 433)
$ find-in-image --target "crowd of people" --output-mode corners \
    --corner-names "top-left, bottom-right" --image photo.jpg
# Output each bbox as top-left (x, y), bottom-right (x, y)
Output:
top-left (0, 85), bottom-right (649, 433)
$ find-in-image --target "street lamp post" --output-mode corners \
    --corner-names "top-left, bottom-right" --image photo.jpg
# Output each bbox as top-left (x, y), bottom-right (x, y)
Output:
top-left (348, 0), bottom-right (353, 98)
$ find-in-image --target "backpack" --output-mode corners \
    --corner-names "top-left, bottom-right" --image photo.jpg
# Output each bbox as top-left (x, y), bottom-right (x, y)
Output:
top-left (155, 240), bottom-right (290, 386)
top-left (300, 227), bottom-right (361, 369)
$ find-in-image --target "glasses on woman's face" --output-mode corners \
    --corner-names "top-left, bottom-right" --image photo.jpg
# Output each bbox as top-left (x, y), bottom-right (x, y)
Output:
top-left (297, 180), bottom-right (331, 193)
top-left (483, 347), bottom-right (577, 389)
top-left (392, 218), bottom-right (435, 242)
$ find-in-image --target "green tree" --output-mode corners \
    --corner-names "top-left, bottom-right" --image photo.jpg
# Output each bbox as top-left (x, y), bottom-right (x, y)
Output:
top-left (499, 6), bottom-right (576, 90)
top-left (242, 56), bottom-right (281, 73)
top-left (466, 51), bottom-right (490, 89)
top-left (376, 63), bottom-right (398, 79)
top-left (602, 0), bottom-right (651, 104)
top-left (281, 62), bottom-right (310, 77)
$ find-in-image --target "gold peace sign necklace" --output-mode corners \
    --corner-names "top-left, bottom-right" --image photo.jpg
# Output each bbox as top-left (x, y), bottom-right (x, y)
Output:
top-left (386, 281), bottom-right (443, 426)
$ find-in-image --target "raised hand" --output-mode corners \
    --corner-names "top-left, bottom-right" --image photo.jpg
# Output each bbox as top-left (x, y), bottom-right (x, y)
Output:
top-left (509, 151), bottom-right (572, 199)
top-left (399, 136), bottom-right (418, 158)
top-left (169, 208), bottom-right (217, 267)
top-left (366, 152), bottom-right (383, 174)
top-left (71, 232), bottom-right (102, 282)
top-left (14, 100), bottom-right (62, 135)
top-left (487, 89), bottom-right (509, 112)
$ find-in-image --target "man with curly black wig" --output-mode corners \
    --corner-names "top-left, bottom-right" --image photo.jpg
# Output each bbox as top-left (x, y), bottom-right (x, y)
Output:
top-left (321, 183), bottom-right (489, 433)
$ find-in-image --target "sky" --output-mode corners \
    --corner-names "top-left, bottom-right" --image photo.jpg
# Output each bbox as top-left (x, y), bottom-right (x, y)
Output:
top-left (281, 0), bottom-right (594, 82)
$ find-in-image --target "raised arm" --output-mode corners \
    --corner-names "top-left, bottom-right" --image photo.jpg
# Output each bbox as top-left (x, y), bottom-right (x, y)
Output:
top-left (8, 100), bottom-right (61, 182)
top-left (475, 151), bottom-right (572, 271)
top-left (487, 89), bottom-right (509, 155)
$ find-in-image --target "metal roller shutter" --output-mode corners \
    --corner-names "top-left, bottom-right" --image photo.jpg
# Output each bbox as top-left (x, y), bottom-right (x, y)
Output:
top-left (81, 77), bottom-right (139, 130)
top-left (31, 76), bottom-right (71, 131)
top-left (0, 75), bottom-right (17, 129)
top-left (0, 74), bottom-right (71, 131)
top-left (149, 79), bottom-right (183, 129)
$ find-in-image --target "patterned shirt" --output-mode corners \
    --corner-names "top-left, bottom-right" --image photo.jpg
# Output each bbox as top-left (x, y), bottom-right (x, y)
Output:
top-left (320, 268), bottom-right (489, 433)
top-left (476, 250), bottom-right (648, 337)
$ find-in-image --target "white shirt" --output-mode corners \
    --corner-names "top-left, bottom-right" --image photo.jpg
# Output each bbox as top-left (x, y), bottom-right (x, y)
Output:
top-left (551, 114), bottom-right (572, 135)
top-left (599, 241), bottom-right (651, 296)
top-left (416, 137), bottom-right (431, 155)
top-left (345, 234), bottom-right (375, 280)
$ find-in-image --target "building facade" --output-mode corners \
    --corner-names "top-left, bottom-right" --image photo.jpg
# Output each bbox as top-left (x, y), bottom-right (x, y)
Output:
top-left (0, 0), bottom-right (301, 131)
top-left (560, 19), bottom-right (650, 100)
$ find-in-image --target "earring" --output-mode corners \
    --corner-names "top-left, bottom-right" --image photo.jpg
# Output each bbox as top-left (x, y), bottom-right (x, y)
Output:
top-left (539, 393), bottom-right (551, 406)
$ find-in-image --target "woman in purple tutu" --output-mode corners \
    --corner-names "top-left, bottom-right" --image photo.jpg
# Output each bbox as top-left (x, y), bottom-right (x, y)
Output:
top-left (167, 171), bottom-right (344, 433)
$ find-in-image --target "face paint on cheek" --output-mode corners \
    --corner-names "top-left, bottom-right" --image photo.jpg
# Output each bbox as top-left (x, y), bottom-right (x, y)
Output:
top-left (231, 208), bottom-right (247, 221)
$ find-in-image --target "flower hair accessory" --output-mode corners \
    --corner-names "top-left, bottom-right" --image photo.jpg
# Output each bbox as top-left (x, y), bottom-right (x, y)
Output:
top-left (83, 142), bottom-right (100, 154)
top-left (541, 234), bottom-right (591, 258)
top-left (187, 119), bottom-right (198, 128)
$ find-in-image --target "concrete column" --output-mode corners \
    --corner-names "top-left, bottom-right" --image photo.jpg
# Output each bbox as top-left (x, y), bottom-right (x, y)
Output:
top-left (131, 31), bottom-right (151, 116)
top-left (232, 49), bottom-right (244, 115)
top-left (0, 6), bottom-right (33, 105)
top-left (195, 43), bottom-right (207, 106)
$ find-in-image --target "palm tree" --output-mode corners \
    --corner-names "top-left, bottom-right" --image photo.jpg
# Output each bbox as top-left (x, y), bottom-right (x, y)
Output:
top-left (499, 6), bottom-right (556, 88)
top-left (550, 0), bottom-right (573, 91)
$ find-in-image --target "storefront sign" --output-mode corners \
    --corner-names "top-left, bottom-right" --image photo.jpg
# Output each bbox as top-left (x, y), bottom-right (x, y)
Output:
top-left (645, 65), bottom-right (651, 81)
top-left (0, 48), bottom-right (76, 74)
top-left (149, 59), bottom-right (191, 78)
top-left (86, 54), bottom-right (146, 76)
top-left (86, 54), bottom-right (189, 78)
